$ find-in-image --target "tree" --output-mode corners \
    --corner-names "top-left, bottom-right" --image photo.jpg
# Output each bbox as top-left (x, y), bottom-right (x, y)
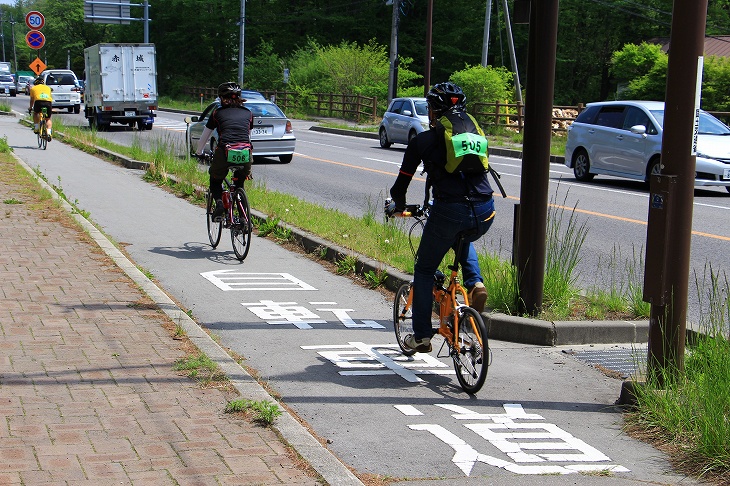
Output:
top-left (449, 64), bottom-right (514, 105)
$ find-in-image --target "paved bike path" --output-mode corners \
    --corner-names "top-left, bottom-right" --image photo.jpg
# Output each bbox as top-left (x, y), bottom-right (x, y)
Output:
top-left (1, 113), bottom-right (700, 485)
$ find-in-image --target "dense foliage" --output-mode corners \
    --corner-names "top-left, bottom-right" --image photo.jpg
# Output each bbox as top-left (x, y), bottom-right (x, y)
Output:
top-left (1, 0), bottom-right (729, 107)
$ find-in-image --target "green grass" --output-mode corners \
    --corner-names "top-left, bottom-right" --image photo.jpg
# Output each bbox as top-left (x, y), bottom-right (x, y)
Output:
top-left (224, 399), bottom-right (282, 425)
top-left (625, 264), bottom-right (730, 481)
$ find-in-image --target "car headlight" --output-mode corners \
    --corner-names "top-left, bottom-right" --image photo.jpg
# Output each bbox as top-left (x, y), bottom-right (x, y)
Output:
top-left (420, 122), bottom-right (429, 130)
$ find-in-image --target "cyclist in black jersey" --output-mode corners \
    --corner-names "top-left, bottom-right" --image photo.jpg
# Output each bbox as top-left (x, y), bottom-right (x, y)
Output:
top-left (196, 82), bottom-right (254, 220)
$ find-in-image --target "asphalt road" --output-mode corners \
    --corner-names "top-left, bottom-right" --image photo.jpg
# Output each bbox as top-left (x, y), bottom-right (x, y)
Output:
top-left (3, 109), bottom-right (705, 484)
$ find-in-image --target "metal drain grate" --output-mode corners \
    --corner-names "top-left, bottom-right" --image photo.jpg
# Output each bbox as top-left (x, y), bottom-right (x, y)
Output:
top-left (564, 347), bottom-right (647, 378)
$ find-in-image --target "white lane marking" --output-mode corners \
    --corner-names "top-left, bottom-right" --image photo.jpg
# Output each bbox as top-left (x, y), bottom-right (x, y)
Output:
top-left (299, 140), bottom-right (347, 150)
top-left (201, 270), bottom-right (316, 291)
top-left (395, 405), bottom-right (423, 416)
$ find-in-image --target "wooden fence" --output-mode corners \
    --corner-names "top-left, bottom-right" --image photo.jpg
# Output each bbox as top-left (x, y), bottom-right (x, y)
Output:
top-left (183, 87), bottom-right (378, 122)
top-left (182, 87), bottom-right (730, 132)
top-left (469, 101), bottom-right (585, 133)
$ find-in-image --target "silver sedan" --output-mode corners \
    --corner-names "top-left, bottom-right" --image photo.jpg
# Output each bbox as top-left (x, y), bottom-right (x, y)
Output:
top-left (186, 100), bottom-right (296, 163)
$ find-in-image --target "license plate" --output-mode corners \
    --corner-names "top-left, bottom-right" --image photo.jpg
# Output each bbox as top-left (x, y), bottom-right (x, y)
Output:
top-left (251, 126), bottom-right (272, 136)
top-left (125, 111), bottom-right (136, 117)
top-left (724, 169), bottom-right (730, 180)
top-left (56, 95), bottom-right (68, 100)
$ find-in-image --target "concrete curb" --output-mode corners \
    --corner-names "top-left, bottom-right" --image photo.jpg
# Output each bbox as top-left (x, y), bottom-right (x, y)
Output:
top-left (9, 145), bottom-right (364, 486)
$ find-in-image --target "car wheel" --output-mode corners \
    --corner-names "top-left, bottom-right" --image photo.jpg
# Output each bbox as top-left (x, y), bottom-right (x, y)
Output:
top-left (379, 128), bottom-right (391, 148)
top-left (646, 158), bottom-right (662, 181)
top-left (279, 154), bottom-right (293, 163)
top-left (408, 129), bottom-right (417, 143)
top-left (572, 149), bottom-right (595, 182)
top-left (73, 105), bottom-right (80, 114)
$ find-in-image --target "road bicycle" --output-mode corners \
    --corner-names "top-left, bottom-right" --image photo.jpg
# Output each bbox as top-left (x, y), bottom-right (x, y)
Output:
top-left (388, 200), bottom-right (490, 394)
top-left (31, 107), bottom-right (51, 150)
top-left (196, 153), bottom-right (253, 261)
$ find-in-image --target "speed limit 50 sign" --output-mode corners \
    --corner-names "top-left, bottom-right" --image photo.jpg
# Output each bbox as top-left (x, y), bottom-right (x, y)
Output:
top-left (25, 11), bottom-right (45, 30)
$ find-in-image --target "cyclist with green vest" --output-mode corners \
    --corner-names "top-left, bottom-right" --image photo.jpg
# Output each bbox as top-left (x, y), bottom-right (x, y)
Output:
top-left (386, 82), bottom-right (495, 353)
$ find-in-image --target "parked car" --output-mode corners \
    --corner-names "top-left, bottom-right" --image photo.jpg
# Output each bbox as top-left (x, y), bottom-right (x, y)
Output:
top-left (378, 97), bottom-right (429, 148)
top-left (16, 75), bottom-right (34, 95)
top-left (0, 74), bottom-right (16, 97)
top-left (240, 90), bottom-right (265, 100)
top-left (565, 100), bottom-right (730, 192)
top-left (185, 99), bottom-right (295, 163)
top-left (76, 80), bottom-right (85, 103)
top-left (39, 69), bottom-right (82, 113)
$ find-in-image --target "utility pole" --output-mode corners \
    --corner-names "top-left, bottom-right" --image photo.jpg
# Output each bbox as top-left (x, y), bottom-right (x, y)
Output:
top-left (238, 0), bottom-right (245, 85)
top-left (642, 0), bottom-right (708, 384)
top-left (481, 0), bottom-right (492, 66)
top-left (1, 9), bottom-right (6, 63)
top-left (143, 0), bottom-right (149, 43)
top-left (515, 0), bottom-right (559, 316)
top-left (424, 0), bottom-right (433, 96)
top-left (10, 15), bottom-right (16, 73)
top-left (388, 0), bottom-right (400, 104)
top-left (502, 0), bottom-right (523, 103)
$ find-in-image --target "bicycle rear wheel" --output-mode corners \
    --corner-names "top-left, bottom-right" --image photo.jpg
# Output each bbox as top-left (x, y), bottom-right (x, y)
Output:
top-left (453, 306), bottom-right (489, 394)
top-left (40, 128), bottom-right (47, 150)
top-left (393, 283), bottom-right (417, 357)
top-left (230, 188), bottom-right (252, 261)
top-left (206, 191), bottom-right (222, 248)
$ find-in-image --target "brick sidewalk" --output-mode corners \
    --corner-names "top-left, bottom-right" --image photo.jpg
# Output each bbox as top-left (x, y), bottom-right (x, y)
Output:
top-left (0, 153), bottom-right (319, 484)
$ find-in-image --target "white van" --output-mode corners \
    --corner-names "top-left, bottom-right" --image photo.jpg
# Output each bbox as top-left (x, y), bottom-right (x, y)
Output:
top-left (40, 69), bottom-right (82, 113)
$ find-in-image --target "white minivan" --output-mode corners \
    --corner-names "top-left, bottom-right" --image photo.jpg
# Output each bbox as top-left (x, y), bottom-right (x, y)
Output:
top-left (565, 100), bottom-right (730, 192)
top-left (40, 69), bottom-right (82, 114)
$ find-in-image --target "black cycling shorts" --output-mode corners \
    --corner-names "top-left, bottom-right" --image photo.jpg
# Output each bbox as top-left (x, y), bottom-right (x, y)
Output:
top-left (33, 100), bottom-right (52, 118)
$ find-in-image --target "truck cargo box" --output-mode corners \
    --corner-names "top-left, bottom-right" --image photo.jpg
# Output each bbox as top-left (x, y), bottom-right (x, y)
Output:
top-left (84, 43), bottom-right (157, 130)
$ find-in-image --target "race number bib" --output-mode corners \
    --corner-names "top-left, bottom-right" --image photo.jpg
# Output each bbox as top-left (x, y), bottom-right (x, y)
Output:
top-left (451, 132), bottom-right (488, 158)
top-left (227, 148), bottom-right (251, 164)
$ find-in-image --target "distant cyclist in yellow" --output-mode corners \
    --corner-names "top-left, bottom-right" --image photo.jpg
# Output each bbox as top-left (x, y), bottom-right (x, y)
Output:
top-left (29, 76), bottom-right (53, 140)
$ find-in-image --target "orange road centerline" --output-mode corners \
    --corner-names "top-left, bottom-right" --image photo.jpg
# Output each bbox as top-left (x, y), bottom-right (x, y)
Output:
top-left (296, 153), bottom-right (730, 242)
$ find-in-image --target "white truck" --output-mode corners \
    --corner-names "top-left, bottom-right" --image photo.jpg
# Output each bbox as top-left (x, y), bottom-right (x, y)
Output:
top-left (0, 62), bottom-right (11, 74)
top-left (83, 43), bottom-right (157, 130)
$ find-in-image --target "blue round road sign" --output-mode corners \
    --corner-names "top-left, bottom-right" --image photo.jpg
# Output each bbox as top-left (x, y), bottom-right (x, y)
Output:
top-left (26, 30), bottom-right (45, 49)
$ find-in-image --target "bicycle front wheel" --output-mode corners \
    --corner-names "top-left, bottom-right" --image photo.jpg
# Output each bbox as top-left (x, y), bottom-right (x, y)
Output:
top-left (453, 306), bottom-right (489, 394)
top-left (230, 188), bottom-right (252, 261)
top-left (206, 191), bottom-right (222, 248)
top-left (393, 283), bottom-right (416, 356)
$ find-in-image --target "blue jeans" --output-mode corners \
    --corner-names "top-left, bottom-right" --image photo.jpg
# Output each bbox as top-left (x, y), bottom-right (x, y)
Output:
top-left (411, 198), bottom-right (495, 340)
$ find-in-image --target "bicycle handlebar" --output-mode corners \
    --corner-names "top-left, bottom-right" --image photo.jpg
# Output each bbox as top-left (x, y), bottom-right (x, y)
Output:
top-left (192, 152), bottom-right (213, 163)
top-left (384, 198), bottom-right (428, 219)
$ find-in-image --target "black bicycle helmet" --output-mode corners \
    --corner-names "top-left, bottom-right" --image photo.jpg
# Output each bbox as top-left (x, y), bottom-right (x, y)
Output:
top-left (426, 82), bottom-right (466, 115)
top-left (34, 76), bottom-right (45, 85)
top-left (217, 81), bottom-right (242, 99)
